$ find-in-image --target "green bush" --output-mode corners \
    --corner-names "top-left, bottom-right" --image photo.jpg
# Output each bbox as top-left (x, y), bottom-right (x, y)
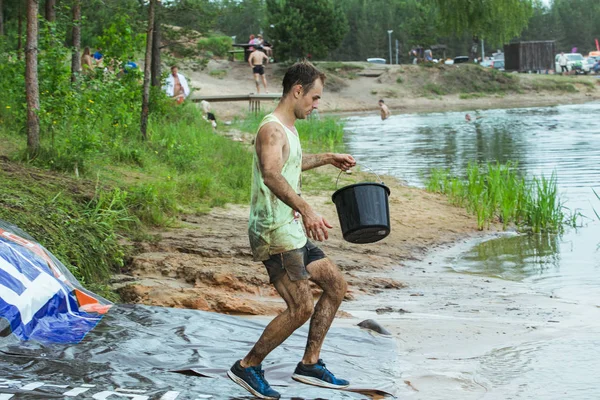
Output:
top-left (198, 35), bottom-right (233, 57)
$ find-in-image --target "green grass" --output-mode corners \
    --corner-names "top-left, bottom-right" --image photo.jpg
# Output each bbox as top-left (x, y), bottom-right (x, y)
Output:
top-left (314, 62), bottom-right (365, 72)
top-left (420, 65), bottom-right (520, 97)
top-left (209, 69), bottom-right (228, 79)
top-left (0, 105), bottom-right (254, 296)
top-left (425, 162), bottom-right (574, 233)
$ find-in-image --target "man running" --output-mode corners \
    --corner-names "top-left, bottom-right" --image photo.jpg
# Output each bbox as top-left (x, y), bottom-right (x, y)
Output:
top-left (228, 61), bottom-right (356, 399)
top-left (248, 46), bottom-right (270, 93)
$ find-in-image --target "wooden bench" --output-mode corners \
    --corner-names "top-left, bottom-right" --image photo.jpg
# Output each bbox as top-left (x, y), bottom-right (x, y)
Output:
top-left (227, 49), bottom-right (244, 62)
top-left (191, 94), bottom-right (282, 114)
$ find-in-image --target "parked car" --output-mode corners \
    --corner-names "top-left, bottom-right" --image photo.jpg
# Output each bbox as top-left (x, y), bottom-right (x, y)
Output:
top-left (367, 58), bottom-right (386, 64)
top-left (480, 59), bottom-right (493, 68)
top-left (555, 53), bottom-right (590, 74)
top-left (491, 59), bottom-right (505, 71)
top-left (453, 56), bottom-right (470, 64)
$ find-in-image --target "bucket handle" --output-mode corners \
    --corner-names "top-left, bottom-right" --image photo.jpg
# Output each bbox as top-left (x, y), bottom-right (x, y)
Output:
top-left (335, 164), bottom-right (384, 190)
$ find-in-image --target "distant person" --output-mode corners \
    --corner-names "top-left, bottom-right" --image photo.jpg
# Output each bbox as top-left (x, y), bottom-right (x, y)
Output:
top-left (257, 34), bottom-right (273, 59)
top-left (593, 59), bottom-right (600, 74)
top-left (424, 49), bottom-right (433, 62)
top-left (465, 113), bottom-right (483, 123)
top-left (93, 47), bottom-right (103, 67)
top-left (558, 52), bottom-right (568, 75)
top-left (200, 100), bottom-right (217, 130)
top-left (248, 46), bottom-right (269, 93)
top-left (163, 65), bottom-right (190, 104)
top-left (81, 47), bottom-right (93, 74)
top-left (248, 34), bottom-right (260, 51)
top-left (378, 99), bottom-right (391, 120)
top-left (123, 59), bottom-right (138, 73)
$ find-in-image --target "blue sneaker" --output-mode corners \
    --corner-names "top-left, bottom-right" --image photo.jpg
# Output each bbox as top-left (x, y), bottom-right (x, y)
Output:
top-left (227, 360), bottom-right (281, 399)
top-left (292, 359), bottom-right (350, 389)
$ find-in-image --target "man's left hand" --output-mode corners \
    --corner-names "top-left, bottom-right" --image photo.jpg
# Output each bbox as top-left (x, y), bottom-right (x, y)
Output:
top-left (331, 154), bottom-right (356, 171)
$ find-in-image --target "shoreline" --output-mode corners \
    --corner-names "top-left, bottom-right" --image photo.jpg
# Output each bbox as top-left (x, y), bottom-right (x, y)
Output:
top-left (189, 61), bottom-right (600, 120)
top-left (322, 95), bottom-right (600, 119)
top-left (339, 233), bottom-right (600, 398)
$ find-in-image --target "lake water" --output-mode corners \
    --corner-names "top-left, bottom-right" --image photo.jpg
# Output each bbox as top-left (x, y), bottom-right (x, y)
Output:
top-left (343, 102), bottom-right (600, 399)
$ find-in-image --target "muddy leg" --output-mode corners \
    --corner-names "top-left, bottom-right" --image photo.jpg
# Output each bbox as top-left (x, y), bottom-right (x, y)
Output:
top-left (301, 258), bottom-right (347, 364)
top-left (242, 274), bottom-right (313, 367)
top-left (254, 74), bottom-right (260, 93)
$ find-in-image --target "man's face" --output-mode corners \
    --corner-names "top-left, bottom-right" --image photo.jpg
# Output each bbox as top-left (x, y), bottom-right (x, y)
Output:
top-left (171, 68), bottom-right (178, 77)
top-left (294, 79), bottom-right (323, 120)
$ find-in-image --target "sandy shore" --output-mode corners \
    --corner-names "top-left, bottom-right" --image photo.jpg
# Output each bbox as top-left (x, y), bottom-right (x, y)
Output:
top-left (187, 60), bottom-right (600, 120)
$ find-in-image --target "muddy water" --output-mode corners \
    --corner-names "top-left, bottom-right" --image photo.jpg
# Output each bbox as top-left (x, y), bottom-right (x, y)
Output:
top-left (343, 102), bottom-right (600, 399)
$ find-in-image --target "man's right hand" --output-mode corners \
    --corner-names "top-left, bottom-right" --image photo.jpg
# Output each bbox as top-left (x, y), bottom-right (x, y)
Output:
top-left (302, 208), bottom-right (332, 242)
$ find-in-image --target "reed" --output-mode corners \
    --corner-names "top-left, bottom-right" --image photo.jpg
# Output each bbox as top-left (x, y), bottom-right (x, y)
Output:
top-left (592, 188), bottom-right (600, 221)
top-left (425, 162), bottom-right (567, 233)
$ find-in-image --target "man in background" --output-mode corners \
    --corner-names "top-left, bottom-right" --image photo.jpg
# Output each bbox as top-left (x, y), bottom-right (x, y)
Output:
top-left (163, 66), bottom-right (190, 104)
top-left (378, 99), bottom-right (391, 120)
top-left (558, 52), bottom-right (569, 75)
top-left (249, 46), bottom-right (269, 94)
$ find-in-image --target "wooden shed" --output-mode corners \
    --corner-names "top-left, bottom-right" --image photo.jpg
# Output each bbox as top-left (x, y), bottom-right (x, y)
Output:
top-left (504, 41), bottom-right (556, 72)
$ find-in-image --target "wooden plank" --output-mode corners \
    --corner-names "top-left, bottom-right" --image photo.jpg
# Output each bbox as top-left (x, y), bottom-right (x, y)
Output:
top-left (191, 94), bottom-right (282, 103)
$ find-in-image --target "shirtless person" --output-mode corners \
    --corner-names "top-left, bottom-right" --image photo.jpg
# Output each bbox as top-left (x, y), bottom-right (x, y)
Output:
top-left (378, 99), bottom-right (391, 120)
top-left (249, 46), bottom-right (269, 93)
top-left (228, 61), bottom-right (356, 399)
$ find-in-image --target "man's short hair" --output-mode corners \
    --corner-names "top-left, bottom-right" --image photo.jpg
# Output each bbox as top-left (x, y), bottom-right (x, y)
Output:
top-left (379, 99), bottom-right (384, 103)
top-left (170, 65), bottom-right (178, 71)
top-left (282, 60), bottom-right (326, 97)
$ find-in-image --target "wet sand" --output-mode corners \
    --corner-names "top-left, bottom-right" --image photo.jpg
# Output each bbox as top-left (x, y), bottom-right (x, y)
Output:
top-left (341, 236), bottom-right (600, 398)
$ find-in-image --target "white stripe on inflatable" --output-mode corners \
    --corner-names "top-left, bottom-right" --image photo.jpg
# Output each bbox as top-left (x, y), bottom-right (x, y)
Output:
top-left (0, 255), bottom-right (63, 325)
top-left (1, 240), bottom-right (101, 324)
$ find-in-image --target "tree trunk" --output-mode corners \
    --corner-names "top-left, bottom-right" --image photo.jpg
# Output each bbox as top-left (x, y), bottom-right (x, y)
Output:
top-left (70, 0), bottom-right (80, 82)
top-left (26, 0), bottom-right (40, 157)
top-left (45, 0), bottom-right (55, 22)
top-left (18, 1), bottom-right (23, 58)
top-left (0, 0), bottom-right (5, 36)
top-left (150, 8), bottom-right (161, 87)
top-left (140, 0), bottom-right (156, 141)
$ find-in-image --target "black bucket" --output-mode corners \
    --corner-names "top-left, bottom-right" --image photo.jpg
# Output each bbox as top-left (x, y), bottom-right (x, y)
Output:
top-left (332, 181), bottom-right (391, 244)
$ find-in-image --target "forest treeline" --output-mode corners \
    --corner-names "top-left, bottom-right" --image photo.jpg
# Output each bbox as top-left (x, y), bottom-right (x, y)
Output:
top-left (1, 0), bottom-right (598, 64)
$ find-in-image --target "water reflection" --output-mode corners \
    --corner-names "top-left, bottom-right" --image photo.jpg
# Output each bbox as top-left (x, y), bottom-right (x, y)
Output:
top-left (343, 102), bottom-right (600, 292)
top-left (452, 234), bottom-right (561, 281)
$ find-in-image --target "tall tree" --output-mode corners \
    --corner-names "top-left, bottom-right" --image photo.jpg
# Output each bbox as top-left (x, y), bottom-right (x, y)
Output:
top-left (151, 2), bottom-right (161, 88)
top-left (0, 0), bottom-right (4, 36)
top-left (140, 0), bottom-right (156, 141)
top-left (45, 0), bottom-right (55, 22)
top-left (18, 0), bottom-right (23, 57)
top-left (70, 0), bottom-right (80, 82)
top-left (25, 0), bottom-right (40, 156)
top-left (266, 0), bottom-right (348, 60)
top-left (430, 0), bottom-right (533, 46)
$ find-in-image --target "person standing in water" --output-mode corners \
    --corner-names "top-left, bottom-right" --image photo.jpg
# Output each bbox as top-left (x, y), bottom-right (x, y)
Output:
top-left (227, 61), bottom-right (356, 399)
top-left (378, 99), bottom-right (391, 120)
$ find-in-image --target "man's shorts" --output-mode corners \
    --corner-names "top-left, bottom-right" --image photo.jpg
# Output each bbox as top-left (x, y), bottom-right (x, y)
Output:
top-left (262, 241), bottom-right (326, 284)
top-left (252, 65), bottom-right (265, 75)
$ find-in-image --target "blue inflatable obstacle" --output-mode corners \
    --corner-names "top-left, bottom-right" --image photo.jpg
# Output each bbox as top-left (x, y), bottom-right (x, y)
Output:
top-left (0, 220), bottom-right (111, 344)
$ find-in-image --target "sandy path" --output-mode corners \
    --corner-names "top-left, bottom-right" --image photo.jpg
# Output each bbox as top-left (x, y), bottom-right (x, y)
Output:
top-left (114, 169), bottom-right (488, 315)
